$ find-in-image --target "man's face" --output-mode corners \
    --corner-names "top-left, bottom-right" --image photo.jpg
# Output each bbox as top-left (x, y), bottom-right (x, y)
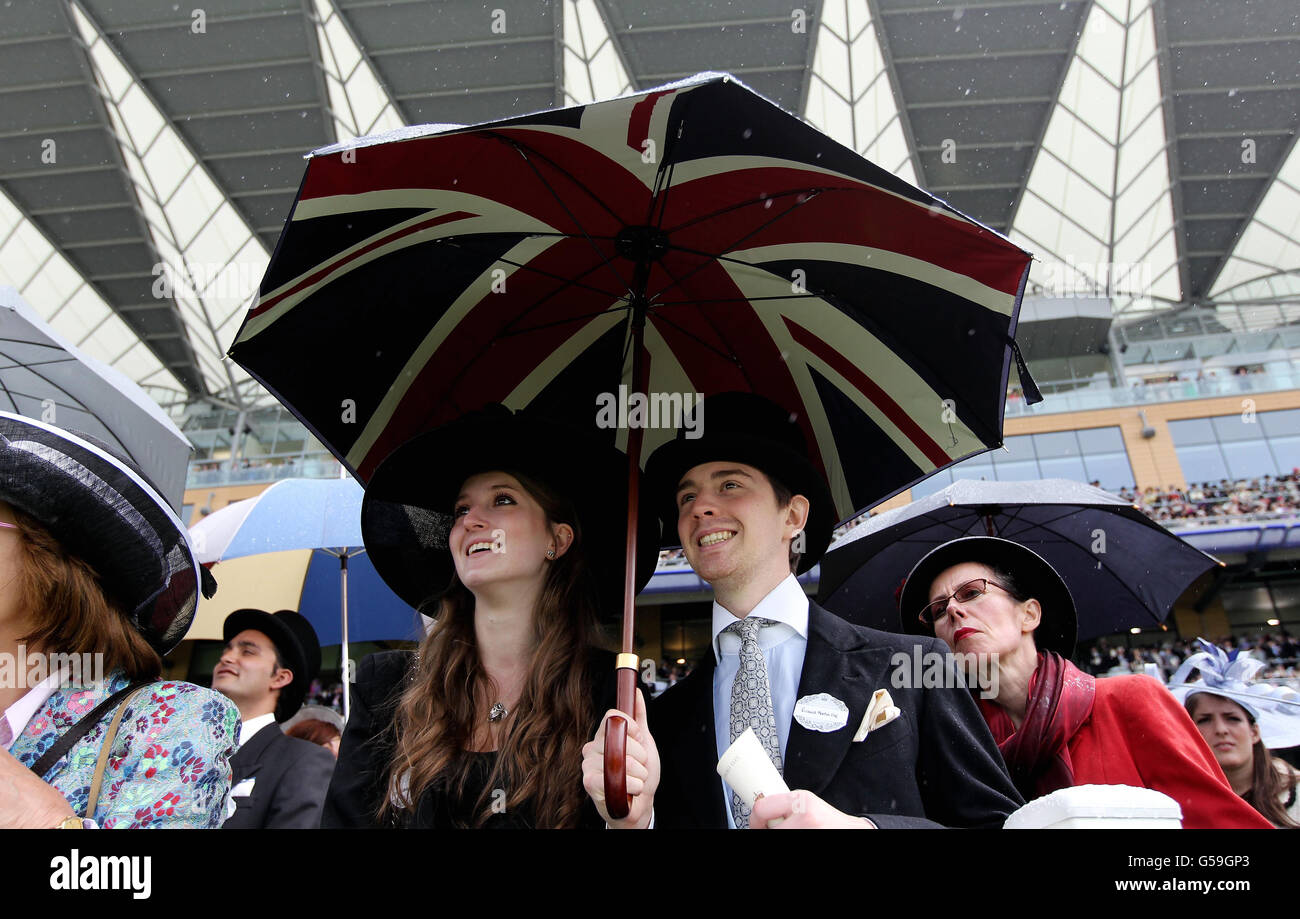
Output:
top-left (674, 461), bottom-right (805, 587)
top-left (212, 628), bottom-right (291, 708)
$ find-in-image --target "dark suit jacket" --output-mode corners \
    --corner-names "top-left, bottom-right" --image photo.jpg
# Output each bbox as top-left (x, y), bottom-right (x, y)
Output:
top-left (222, 722), bottom-right (336, 829)
top-left (651, 602), bottom-right (1024, 828)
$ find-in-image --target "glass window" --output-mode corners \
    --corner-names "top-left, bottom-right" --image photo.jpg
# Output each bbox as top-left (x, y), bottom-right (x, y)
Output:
top-left (1269, 436), bottom-right (1300, 475)
top-left (1033, 431), bottom-right (1078, 458)
top-left (1212, 414), bottom-right (1257, 443)
top-left (1038, 456), bottom-right (1088, 482)
top-left (1261, 409), bottom-right (1300, 438)
top-left (1001, 435), bottom-right (1036, 458)
top-left (1082, 455), bottom-right (1135, 491)
top-left (993, 460), bottom-right (1039, 481)
top-left (1177, 444), bottom-right (1229, 483)
top-left (1168, 418), bottom-right (1216, 445)
top-left (1076, 427), bottom-right (1125, 453)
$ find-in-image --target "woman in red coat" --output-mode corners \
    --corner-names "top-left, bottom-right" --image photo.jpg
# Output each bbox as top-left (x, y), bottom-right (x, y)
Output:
top-left (897, 536), bottom-right (1270, 829)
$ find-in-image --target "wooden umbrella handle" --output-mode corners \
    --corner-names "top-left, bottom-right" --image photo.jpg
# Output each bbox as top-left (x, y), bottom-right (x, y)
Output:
top-left (603, 660), bottom-right (638, 819)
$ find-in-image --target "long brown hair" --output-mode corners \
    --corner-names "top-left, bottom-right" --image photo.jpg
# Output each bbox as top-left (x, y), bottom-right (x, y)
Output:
top-left (1243, 728), bottom-right (1300, 829)
top-left (11, 506), bottom-right (161, 682)
top-left (1188, 694), bottom-right (1300, 828)
top-left (381, 470), bottom-right (602, 827)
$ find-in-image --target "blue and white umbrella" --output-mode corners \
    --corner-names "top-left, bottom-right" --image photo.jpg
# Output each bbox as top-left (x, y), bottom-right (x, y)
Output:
top-left (188, 476), bottom-right (424, 716)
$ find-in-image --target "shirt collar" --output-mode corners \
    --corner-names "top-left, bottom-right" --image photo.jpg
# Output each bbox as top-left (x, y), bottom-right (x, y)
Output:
top-left (1, 666), bottom-right (70, 751)
top-left (239, 711), bottom-right (277, 748)
top-left (711, 573), bottom-right (809, 663)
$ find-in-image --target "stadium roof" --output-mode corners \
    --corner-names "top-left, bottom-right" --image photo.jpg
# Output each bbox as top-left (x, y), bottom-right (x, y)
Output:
top-left (1, 0), bottom-right (1296, 409)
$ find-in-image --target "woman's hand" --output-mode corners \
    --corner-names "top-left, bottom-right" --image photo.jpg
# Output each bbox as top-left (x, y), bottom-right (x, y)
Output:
top-left (581, 689), bottom-right (658, 829)
top-left (0, 746), bottom-right (79, 829)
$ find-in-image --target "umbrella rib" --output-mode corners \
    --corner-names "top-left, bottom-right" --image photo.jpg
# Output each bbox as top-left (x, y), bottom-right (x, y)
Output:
top-left (648, 193), bottom-right (823, 304)
top-left (647, 298), bottom-right (753, 369)
top-left (444, 237), bottom-right (628, 304)
top-left (660, 187), bottom-right (824, 236)
top-left (496, 135), bottom-right (632, 297)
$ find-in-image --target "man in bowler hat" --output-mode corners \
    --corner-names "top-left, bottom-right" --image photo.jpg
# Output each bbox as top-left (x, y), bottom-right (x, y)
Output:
top-left (214, 609), bottom-right (336, 828)
top-left (581, 392), bottom-right (1023, 828)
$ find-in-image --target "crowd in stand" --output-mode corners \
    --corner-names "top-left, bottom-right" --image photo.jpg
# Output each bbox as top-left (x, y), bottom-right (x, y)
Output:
top-left (1118, 474), bottom-right (1300, 523)
top-left (1083, 633), bottom-right (1300, 684)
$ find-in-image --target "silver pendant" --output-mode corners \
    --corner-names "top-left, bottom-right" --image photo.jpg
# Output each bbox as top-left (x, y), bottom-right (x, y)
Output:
top-left (488, 702), bottom-right (508, 723)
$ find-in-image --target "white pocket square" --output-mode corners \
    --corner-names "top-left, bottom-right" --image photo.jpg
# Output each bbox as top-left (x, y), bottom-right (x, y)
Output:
top-left (231, 777), bottom-right (256, 798)
top-left (852, 689), bottom-right (901, 742)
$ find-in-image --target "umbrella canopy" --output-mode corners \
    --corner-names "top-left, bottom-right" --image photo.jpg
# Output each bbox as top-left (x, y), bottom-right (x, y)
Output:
top-left (229, 72), bottom-right (1037, 816)
top-left (817, 478), bottom-right (1222, 642)
top-left (187, 549), bottom-right (424, 646)
top-left (0, 286), bottom-right (191, 511)
top-left (189, 476), bottom-right (421, 717)
top-left (228, 72), bottom-right (1035, 517)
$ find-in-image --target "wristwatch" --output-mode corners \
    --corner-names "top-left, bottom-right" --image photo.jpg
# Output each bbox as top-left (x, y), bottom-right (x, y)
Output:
top-left (54, 815), bottom-right (84, 829)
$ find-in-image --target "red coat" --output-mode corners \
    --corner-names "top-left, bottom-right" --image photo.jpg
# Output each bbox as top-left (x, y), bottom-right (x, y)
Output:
top-left (1066, 675), bottom-right (1271, 829)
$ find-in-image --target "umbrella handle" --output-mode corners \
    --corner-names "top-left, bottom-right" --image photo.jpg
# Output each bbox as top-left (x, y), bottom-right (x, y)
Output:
top-left (602, 660), bottom-right (638, 820)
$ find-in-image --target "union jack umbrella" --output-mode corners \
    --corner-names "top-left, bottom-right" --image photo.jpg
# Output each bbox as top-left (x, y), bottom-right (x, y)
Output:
top-left (229, 72), bottom-right (1038, 815)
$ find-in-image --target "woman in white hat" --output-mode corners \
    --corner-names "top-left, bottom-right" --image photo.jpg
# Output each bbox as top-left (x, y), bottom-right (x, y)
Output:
top-left (0, 413), bottom-right (238, 829)
top-left (1171, 640), bottom-right (1300, 827)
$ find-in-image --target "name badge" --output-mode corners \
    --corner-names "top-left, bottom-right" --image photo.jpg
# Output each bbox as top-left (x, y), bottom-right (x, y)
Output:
top-left (793, 693), bottom-right (849, 732)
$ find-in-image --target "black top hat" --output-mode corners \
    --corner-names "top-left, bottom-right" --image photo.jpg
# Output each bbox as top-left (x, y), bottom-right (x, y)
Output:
top-left (0, 411), bottom-right (204, 655)
top-left (360, 404), bottom-right (661, 618)
top-left (898, 536), bottom-right (1077, 657)
top-left (222, 608), bottom-right (322, 722)
top-left (644, 392), bottom-right (834, 574)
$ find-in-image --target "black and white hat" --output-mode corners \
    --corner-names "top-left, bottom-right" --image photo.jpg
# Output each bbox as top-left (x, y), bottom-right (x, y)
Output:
top-left (0, 411), bottom-right (207, 654)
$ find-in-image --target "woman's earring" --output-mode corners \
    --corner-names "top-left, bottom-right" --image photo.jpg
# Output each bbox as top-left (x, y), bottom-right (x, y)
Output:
top-left (546, 547), bottom-right (556, 559)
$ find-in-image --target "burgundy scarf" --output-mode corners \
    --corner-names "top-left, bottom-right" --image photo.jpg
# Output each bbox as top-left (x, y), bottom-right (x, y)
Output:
top-left (978, 651), bottom-right (1096, 800)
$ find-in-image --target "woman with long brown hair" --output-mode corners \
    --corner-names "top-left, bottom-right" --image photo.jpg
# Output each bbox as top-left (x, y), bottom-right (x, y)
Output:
top-left (1171, 640), bottom-right (1300, 828)
top-left (323, 405), bottom-right (657, 828)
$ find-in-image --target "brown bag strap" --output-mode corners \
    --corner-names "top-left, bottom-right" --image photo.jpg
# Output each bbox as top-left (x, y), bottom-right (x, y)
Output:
top-left (84, 684), bottom-right (150, 820)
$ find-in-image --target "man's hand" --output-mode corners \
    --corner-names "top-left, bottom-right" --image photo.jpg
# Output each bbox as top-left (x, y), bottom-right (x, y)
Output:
top-left (750, 789), bottom-right (876, 829)
top-left (0, 746), bottom-right (79, 829)
top-left (581, 689), bottom-right (658, 829)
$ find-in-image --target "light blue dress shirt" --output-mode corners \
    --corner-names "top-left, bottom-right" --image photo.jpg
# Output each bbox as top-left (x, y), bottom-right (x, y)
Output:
top-left (711, 573), bottom-right (809, 829)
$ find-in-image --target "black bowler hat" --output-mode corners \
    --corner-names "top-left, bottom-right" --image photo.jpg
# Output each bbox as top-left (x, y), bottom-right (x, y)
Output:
top-left (644, 392), bottom-right (834, 573)
top-left (223, 609), bottom-right (322, 721)
top-left (898, 536), bottom-right (1077, 657)
top-left (360, 404), bottom-right (661, 619)
top-left (0, 411), bottom-right (210, 655)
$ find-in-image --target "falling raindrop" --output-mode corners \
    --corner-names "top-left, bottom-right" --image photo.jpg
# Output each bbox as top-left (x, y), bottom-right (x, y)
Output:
top-left (742, 128), bottom-right (753, 139)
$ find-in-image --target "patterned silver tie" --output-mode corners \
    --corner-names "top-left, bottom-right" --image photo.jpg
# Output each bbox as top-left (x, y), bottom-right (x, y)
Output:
top-left (726, 616), bottom-right (783, 829)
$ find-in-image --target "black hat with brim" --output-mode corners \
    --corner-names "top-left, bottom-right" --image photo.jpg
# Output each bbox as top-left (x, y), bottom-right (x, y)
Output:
top-left (360, 404), bottom-right (661, 619)
top-left (223, 608), bottom-right (321, 721)
top-left (644, 392), bottom-right (834, 574)
top-left (0, 412), bottom-right (203, 655)
top-left (898, 536), bottom-right (1077, 657)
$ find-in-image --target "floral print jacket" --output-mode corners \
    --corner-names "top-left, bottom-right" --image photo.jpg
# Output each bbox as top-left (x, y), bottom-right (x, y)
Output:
top-left (10, 670), bottom-right (239, 828)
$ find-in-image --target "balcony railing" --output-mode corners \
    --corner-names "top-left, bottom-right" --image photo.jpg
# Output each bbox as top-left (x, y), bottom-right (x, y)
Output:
top-left (1007, 365), bottom-right (1300, 416)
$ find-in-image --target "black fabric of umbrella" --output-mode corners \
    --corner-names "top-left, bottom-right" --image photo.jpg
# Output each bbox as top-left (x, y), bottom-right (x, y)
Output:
top-left (817, 478), bottom-right (1222, 643)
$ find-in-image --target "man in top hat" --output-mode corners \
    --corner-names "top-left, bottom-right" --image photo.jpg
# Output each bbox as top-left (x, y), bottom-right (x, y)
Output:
top-left (213, 608), bottom-right (336, 828)
top-left (582, 392), bottom-right (1023, 828)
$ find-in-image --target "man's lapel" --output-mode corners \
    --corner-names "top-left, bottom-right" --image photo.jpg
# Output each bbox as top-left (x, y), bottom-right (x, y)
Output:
top-left (664, 658), bottom-right (728, 827)
top-left (783, 603), bottom-right (896, 795)
top-left (230, 722), bottom-right (280, 783)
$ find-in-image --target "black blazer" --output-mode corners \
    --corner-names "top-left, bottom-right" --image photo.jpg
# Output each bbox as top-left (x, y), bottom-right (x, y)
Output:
top-left (650, 602), bottom-right (1024, 828)
top-left (222, 722), bottom-right (336, 829)
top-left (322, 647), bottom-right (640, 828)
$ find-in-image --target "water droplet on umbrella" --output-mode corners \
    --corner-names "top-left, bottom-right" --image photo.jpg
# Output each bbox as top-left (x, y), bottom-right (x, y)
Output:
top-left (742, 128), bottom-right (752, 139)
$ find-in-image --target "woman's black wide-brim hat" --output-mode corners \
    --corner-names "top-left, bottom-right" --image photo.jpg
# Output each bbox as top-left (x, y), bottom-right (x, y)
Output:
top-left (898, 536), bottom-right (1077, 657)
top-left (644, 392), bottom-right (834, 574)
top-left (0, 411), bottom-right (205, 655)
top-left (360, 404), bottom-right (661, 618)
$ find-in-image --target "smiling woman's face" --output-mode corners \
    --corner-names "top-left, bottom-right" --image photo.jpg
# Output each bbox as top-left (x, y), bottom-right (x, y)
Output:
top-left (448, 471), bottom-right (565, 594)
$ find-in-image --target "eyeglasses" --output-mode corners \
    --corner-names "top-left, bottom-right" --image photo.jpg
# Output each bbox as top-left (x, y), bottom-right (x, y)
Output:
top-left (918, 578), bottom-right (1013, 625)
top-left (0, 522), bottom-right (15, 532)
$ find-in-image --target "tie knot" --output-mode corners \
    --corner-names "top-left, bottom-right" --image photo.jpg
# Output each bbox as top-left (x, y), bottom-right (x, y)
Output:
top-left (726, 616), bottom-right (771, 642)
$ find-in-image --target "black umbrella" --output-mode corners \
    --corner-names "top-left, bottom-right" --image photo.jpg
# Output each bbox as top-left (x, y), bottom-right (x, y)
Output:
top-left (818, 478), bottom-right (1222, 642)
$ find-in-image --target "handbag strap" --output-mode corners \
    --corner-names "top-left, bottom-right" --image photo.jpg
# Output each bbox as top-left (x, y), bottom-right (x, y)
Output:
top-left (32, 681), bottom-right (149, 781)
top-left (84, 684), bottom-right (150, 819)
